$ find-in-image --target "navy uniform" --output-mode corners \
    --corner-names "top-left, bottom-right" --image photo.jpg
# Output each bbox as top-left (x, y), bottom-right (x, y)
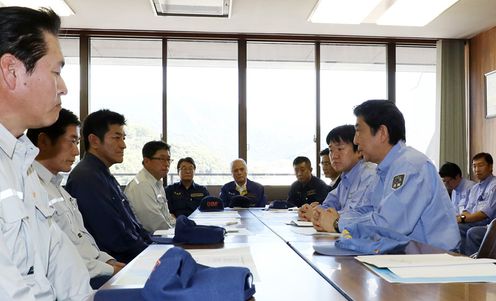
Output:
top-left (339, 141), bottom-right (461, 251)
top-left (165, 181), bottom-right (210, 217)
top-left (66, 153), bottom-right (152, 263)
top-left (287, 175), bottom-right (330, 207)
top-left (220, 179), bottom-right (267, 207)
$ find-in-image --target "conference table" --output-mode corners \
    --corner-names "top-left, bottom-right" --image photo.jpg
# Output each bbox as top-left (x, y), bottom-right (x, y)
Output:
top-left (95, 208), bottom-right (496, 301)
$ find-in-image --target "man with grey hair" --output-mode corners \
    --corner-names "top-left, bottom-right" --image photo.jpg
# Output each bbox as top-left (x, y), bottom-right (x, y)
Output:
top-left (220, 158), bottom-right (267, 207)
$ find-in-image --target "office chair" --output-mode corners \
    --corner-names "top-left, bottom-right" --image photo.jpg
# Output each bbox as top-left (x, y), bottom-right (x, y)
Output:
top-left (476, 219), bottom-right (496, 259)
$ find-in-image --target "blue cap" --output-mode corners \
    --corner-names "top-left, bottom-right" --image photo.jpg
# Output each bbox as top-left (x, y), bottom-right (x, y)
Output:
top-left (229, 195), bottom-right (254, 208)
top-left (268, 200), bottom-right (289, 209)
top-left (199, 196), bottom-right (224, 212)
top-left (173, 215), bottom-right (226, 244)
top-left (333, 223), bottom-right (410, 255)
top-left (94, 247), bottom-right (256, 301)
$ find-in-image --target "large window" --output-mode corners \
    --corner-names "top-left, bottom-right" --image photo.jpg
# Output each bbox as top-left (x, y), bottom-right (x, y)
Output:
top-left (167, 40), bottom-right (238, 185)
top-left (59, 37), bottom-right (80, 117)
top-left (247, 42), bottom-right (316, 185)
top-left (90, 38), bottom-right (163, 184)
top-left (319, 44), bottom-right (387, 150)
top-left (396, 46), bottom-right (438, 165)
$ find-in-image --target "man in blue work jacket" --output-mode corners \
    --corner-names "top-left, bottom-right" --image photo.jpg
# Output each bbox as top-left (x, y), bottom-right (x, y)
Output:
top-left (313, 99), bottom-right (460, 251)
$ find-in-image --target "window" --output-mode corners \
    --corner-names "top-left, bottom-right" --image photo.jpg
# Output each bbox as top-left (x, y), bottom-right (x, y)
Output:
top-left (90, 38), bottom-right (163, 184)
top-left (320, 44), bottom-right (387, 149)
top-left (396, 46), bottom-right (438, 165)
top-left (167, 40), bottom-right (238, 185)
top-left (59, 37), bottom-right (80, 118)
top-left (247, 42), bottom-right (316, 185)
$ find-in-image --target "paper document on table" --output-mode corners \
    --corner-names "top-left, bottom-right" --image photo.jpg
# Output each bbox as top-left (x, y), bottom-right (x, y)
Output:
top-left (290, 227), bottom-right (340, 237)
top-left (153, 229), bottom-right (174, 236)
top-left (225, 227), bottom-right (252, 236)
top-left (188, 247), bottom-right (260, 281)
top-left (287, 220), bottom-right (313, 227)
top-left (196, 211), bottom-right (241, 219)
top-left (356, 253), bottom-right (496, 268)
top-left (390, 263), bottom-right (496, 278)
top-left (192, 218), bottom-right (239, 227)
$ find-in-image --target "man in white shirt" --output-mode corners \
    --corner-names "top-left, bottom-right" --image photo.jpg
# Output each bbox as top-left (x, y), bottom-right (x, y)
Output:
top-left (27, 108), bottom-right (126, 288)
top-left (125, 141), bottom-right (176, 233)
top-left (0, 7), bottom-right (92, 300)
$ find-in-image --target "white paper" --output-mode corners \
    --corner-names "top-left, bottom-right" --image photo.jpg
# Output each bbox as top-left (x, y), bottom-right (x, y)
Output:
top-left (153, 229), bottom-right (174, 236)
top-left (356, 253), bottom-right (496, 268)
top-left (390, 263), bottom-right (496, 278)
top-left (195, 211), bottom-right (241, 219)
top-left (192, 218), bottom-right (239, 226)
top-left (225, 227), bottom-right (252, 236)
top-left (286, 220), bottom-right (313, 227)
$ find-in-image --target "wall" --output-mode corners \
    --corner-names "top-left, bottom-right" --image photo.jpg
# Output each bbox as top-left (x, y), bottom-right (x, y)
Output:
top-left (470, 26), bottom-right (496, 159)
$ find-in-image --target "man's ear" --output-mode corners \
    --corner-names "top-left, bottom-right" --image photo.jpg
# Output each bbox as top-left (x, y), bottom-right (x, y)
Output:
top-left (0, 54), bottom-right (20, 90)
top-left (378, 124), bottom-right (390, 143)
top-left (88, 133), bottom-right (101, 150)
top-left (37, 132), bottom-right (51, 150)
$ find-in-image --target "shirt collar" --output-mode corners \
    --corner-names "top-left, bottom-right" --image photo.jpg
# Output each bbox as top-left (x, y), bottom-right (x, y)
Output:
top-left (376, 141), bottom-right (404, 176)
top-left (235, 181), bottom-right (247, 191)
top-left (0, 123), bottom-right (39, 172)
top-left (0, 122), bottom-right (18, 158)
top-left (479, 174), bottom-right (495, 186)
top-left (341, 159), bottom-right (364, 186)
top-left (141, 167), bottom-right (163, 186)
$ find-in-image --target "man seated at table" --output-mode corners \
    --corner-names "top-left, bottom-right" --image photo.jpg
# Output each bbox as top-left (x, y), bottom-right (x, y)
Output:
top-left (287, 156), bottom-right (330, 207)
top-left (125, 141), bottom-right (176, 232)
top-left (439, 161), bottom-right (475, 212)
top-left (299, 125), bottom-right (375, 223)
top-left (220, 158), bottom-right (267, 207)
top-left (165, 157), bottom-right (210, 217)
top-left (320, 148), bottom-right (341, 190)
top-left (66, 109), bottom-right (152, 263)
top-left (457, 153), bottom-right (496, 254)
top-left (313, 99), bottom-right (460, 251)
top-left (28, 108), bottom-right (125, 288)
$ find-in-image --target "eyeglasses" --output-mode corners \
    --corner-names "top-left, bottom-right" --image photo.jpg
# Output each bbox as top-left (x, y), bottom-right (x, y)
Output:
top-left (179, 167), bottom-right (195, 172)
top-left (150, 157), bottom-right (173, 163)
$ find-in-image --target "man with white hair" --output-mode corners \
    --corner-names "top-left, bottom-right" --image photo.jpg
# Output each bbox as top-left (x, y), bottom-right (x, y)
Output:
top-left (219, 159), bottom-right (267, 207)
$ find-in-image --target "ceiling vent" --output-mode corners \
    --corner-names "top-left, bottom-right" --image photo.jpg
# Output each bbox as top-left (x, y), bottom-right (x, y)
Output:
top-left (150, 0), bottom-right (231, 17)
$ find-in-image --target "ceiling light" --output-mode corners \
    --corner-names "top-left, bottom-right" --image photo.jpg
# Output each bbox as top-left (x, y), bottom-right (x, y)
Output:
top-left (151, 0), bottom-right (231, 17)
top-left (376, 0), bottom-right (460, 26)
top-left (308, 0), bottom-right (382, 24)
top-left (0, 0), bottom-right (74, 16)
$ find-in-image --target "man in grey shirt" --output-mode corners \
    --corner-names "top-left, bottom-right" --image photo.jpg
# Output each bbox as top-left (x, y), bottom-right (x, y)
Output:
top-left (125, 141), bottom-right (176, 233)
top-left (27, 108), bottom-right (126, 289)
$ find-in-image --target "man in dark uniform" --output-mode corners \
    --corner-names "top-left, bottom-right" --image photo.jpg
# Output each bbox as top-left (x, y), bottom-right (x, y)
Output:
top-left (287, 156), bottom-right (330, 207)
top-left (220, 159), bottom-right (267, 207)
top-left (165, 157), bottom-right (210, 217)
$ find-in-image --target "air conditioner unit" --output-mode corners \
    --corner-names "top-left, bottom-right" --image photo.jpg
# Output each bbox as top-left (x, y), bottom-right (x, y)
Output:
top-left (150, 0), bottom-right (231, 17)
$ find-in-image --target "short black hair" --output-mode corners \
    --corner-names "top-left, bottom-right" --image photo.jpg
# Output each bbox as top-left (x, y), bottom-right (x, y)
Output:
top-left (326, 125), bottom-right (358, 152)
top-left (473, 152), bottom-right (494, 165)
top-left (0, 7), bottom-right (61, 74)
top-left (320, 148), bottom-right (329, 156)
top-left (82, 109), bottom-right (126, 151)
top-left (177, 157), bottom-right (196, 170)
top-left (142, 140), bottom-right (170, 159)
top-left (27, 108), bottom-right (80, 146)
top-left (353, 99), bottom-right (406, 145)
top-left (439, 162), bottom-right (462, 178)
top-left (293, 156), bottom-right (311, 167)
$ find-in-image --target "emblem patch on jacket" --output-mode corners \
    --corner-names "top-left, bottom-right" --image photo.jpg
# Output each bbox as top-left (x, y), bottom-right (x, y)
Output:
top-left (392, 174), bottom-right (405, 189)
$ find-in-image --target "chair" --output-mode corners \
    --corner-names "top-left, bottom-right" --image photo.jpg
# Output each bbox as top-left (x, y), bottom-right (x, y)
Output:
top-left (476, 219), bottom-right (496, 259)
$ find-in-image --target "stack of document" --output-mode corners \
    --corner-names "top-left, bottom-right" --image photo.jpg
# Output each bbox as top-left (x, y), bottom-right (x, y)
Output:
top-left (356, 253), bottom-right (496, 283)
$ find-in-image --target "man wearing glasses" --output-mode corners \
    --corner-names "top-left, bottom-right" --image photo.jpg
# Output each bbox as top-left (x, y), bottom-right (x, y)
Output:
top-left (125, 141), bottom-right (176, 231)
top-left (66, 109), bottom-right (152, 263)
top-left (165, 157), bottom-right (210, 217)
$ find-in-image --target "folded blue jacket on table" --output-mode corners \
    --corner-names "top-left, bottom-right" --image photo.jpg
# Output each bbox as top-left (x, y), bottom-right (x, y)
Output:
top-left (314, 223), bottom-right (411, 256)
top-left (151, 215), bottom-right (226, 245)
top-left (94, 247), bottom-right (256, 301)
